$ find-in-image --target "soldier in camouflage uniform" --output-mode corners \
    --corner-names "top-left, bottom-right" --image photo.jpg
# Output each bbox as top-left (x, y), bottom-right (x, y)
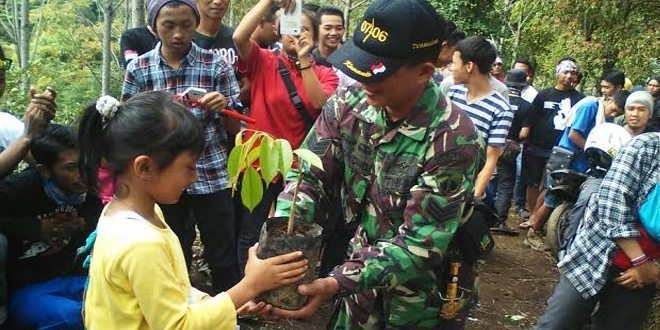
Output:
top-left (270, 0), bottom-right (485, 328)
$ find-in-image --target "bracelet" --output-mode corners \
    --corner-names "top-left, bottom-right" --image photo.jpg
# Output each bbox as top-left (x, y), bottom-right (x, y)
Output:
top-left (631, 254), bottom-right (650, 267)
top-left (298, 64), bottom-right (313, 71)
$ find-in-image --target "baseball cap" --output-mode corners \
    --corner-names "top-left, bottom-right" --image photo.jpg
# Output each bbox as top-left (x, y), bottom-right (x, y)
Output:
top-left (505, 69), bottom-right (528, 88)
top-left (328, 0), bottom-right (446, 84)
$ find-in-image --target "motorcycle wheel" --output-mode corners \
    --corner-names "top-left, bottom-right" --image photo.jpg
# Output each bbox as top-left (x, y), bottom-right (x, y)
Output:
top-left (546, 202), bottom-right (574, 261)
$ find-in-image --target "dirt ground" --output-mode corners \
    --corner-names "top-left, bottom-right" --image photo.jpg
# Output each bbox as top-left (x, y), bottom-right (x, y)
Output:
top-left (192, 214), bottom-right (659, 329)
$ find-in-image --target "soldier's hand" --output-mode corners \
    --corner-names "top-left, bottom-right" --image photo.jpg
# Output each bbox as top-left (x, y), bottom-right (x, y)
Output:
top-left (270, 277), bottom-right (339, 319)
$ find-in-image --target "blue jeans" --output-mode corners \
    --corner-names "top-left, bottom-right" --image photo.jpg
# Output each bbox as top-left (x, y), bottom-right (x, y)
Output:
top-left (537, 273), bottom-right (656, 330)
top-left (9, 276), bottom-right (86, 330)
top-left (494, 153), bottom-right (517, 222)
top-left (513, 151), bottom-right (526, 210)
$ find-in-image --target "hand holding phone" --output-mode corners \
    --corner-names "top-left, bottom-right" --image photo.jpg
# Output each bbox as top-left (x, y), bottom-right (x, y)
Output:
top-left (183, 87), bottom-right (207, 102)
top-left (279, 0), bottom-right (302, 36)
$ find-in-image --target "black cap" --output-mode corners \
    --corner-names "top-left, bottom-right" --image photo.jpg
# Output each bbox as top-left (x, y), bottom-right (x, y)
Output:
top-left (505, 69), bottom-right (528, 88)
top-left (328, 0), bottom-right (446, 84)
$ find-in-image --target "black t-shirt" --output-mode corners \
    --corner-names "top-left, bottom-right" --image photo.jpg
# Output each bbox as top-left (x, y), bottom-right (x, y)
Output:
top-left (193, 25), bottom-right (238, 68)
top-left (524, 87), bottom-right (585, 152)
top-left (311, 48), bottom-right (332, 68)
top-left (120, 26), bottom-right (159, 68)
top-left (0, 168), bottom-right (102, 290)
top-left (508, 93), bottom-right (532, 141)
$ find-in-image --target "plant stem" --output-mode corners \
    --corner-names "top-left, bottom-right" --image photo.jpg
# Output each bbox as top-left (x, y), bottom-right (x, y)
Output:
top-left (287, 162), bottom-right (304, 235)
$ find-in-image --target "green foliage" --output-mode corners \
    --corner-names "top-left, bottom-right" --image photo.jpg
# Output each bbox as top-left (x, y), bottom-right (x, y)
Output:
top-left (1, 0), bottom-right (125, 125)
top-left (428, 0), bottom-right (500, 36)
top-left (496, 0), bottom-right (659, 92)
top-left (227, 130), bottom-right (323, 214)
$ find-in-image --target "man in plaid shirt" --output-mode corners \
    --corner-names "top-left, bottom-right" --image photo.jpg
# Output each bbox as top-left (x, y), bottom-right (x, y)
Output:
top-left (537, 132), bottom-right (660, 329)
top-left (122, 0), bottom-right (242, 292)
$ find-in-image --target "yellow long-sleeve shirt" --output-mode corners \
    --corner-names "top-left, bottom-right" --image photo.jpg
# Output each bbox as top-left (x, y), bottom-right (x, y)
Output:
top-left (84, 208), bottom-right (236, 329)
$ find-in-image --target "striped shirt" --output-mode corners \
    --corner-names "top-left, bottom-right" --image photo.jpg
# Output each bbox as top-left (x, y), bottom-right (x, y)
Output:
top-left (559, 133), bottom-right (660, 298)
top-left (122, 42), bottom-right (241, 195)
top-left (447, 85), bottom-right (513, 147)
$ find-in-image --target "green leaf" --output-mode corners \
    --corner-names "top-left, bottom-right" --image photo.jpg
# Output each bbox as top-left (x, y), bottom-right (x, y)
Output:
top-left (241, 167), bottom-right (264, 213)
top-left (235, 130), bottom-right (244, 146)
top-left (227, 144), bottom-right (244, 188)
top-left (260, 136), bottom-right (280, 186)
top-left (277, 139), bottom-right (294, 176)
top-left (246, 146), bottom-right (261, 167)
top-left (293, 149), bottom-right (324, 171)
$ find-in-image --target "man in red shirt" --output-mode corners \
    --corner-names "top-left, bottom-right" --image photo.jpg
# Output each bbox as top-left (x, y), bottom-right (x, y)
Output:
top-left (233, 0), bottom-right (338, 148)
top-left (232, 0), bottom-right (338, 273)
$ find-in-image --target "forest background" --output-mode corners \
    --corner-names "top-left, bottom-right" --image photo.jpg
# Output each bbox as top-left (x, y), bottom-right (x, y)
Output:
top-left (0, 0), bottom-right (658, 124)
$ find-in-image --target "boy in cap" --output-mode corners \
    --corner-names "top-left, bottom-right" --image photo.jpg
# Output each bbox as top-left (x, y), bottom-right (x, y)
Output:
top-left (623, 91), bottom-right (654, 136)
top-left (493, 69), bottom-right (531, 229)
top-left (122, 0), bottom-right (243, 293)
top-left (269, 0), bottom-right (484, 328)
top-left (119, 0), bottom-right (158, 68)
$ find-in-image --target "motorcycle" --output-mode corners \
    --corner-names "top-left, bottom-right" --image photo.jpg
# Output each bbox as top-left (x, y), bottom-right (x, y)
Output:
top-left (544, 169), bottom-right (589, 260)
top-left (544, 123), bottom-right (633, 261)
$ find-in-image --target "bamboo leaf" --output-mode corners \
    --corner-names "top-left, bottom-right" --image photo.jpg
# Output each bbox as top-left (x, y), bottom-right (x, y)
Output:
top-left (241, 166), bottom-right (263, 213)
top-left (277, 139), bottom-right (293, 176)
top-left (260, 136), bottom-right (280, 186)
top-left (293, 149), bottom-right (324, 171)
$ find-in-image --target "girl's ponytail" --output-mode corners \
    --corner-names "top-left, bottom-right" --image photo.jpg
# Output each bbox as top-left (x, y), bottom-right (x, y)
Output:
top-left (78, 96), bottom-right (120, 194)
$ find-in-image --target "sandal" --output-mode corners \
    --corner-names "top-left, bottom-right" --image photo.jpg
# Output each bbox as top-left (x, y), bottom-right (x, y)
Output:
top-left (518, 220), bottom-right (533, 229)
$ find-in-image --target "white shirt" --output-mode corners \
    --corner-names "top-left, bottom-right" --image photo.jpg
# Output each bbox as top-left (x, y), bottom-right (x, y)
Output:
top-left (0, 112), bottom-right (24, 150)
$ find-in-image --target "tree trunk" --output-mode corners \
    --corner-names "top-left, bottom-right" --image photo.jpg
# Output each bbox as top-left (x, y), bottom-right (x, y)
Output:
top-left (344, 0), bottom-right (352, 37)
top-left (131, 0), bottom-right (145, 28)
top-left (511, 9), bottom-right (524, 66)
top-left (19, 0), bottom-right (31, 94)
top-left (102, 5), bottom-right (113, 96)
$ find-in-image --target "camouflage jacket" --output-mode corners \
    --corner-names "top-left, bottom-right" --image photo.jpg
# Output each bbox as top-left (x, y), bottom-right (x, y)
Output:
top-left (275, 82), bottom-right (484, 328)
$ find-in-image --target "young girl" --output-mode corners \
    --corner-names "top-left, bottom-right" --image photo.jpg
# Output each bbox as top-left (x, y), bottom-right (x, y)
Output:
top-left (79, 91), bottom-right (308, 329)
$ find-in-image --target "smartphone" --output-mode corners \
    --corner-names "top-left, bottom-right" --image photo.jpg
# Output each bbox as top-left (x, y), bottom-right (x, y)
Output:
top-left (183, 87), bottom-right (207, 101)
top-left (279, 0), bottom-right (302, 36)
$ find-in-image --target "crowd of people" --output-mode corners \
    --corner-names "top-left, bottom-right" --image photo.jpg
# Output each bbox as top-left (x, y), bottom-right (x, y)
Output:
top-left (0, 0), bottom-right (658, 329)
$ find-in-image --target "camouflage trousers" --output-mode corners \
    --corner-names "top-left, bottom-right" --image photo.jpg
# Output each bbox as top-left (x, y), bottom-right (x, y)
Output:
top-left (327, 259), bottom-right (478, 329)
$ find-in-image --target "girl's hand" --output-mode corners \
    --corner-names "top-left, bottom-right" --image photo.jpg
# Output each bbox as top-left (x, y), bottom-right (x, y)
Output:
top-left (237, 300), bottom-right (273, 318)
top-left (244, 243), bottom-right (308, 294)
top-left (614, 262), bottom-right (659, 289)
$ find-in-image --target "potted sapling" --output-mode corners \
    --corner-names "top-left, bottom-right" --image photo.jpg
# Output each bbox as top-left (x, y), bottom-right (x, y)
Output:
top-left (227, 130), bottom-right (324, 310)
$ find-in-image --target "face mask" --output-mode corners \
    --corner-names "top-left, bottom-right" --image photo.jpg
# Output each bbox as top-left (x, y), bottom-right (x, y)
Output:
top-left (43, 176), bottom-right (87, 206)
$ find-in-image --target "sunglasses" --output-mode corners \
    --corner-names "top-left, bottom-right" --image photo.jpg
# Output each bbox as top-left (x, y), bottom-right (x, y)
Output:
top-left (0, 58), bottom-right (12, 71)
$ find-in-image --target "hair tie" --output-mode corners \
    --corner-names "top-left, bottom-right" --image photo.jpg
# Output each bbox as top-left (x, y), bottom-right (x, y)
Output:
top-left (96, 95), bottom-right (120, 128)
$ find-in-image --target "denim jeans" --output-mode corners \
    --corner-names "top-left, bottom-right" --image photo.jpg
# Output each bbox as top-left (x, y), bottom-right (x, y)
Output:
top-left (494, 153), bottom-right (518, 222)
top-left (513, 151), bottom-right (526, 210)
top-left (536, 273), bottom-right (656, 330)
